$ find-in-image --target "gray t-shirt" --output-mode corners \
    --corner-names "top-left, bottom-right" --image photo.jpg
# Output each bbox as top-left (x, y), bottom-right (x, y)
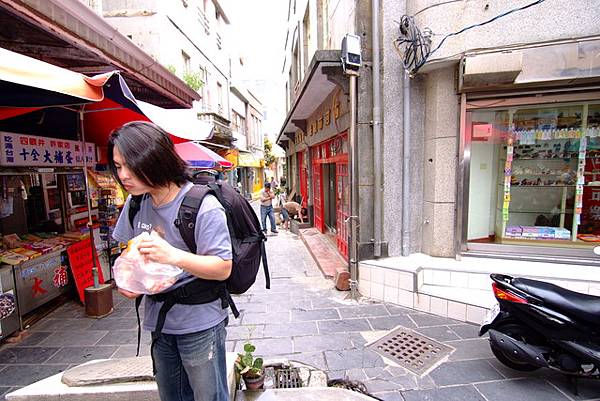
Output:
top-left (112, 181), bottom-right (232, 334)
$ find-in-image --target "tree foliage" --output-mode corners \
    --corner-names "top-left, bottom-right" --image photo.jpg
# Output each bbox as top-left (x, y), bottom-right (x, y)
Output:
top-left (263, 137), bottom-right (276, 167)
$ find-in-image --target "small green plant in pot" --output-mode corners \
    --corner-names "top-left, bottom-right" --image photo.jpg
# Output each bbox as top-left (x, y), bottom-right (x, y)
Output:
top-left (235, 342), bottom-right (265, 390)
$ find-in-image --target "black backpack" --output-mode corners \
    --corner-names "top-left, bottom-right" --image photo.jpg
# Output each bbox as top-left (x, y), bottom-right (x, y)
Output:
top-left (127, 180), bottom-right (270, 355)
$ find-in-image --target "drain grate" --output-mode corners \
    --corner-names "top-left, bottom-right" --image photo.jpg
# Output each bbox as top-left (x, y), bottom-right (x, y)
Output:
top-left (368, 326), bottom-right (454, 376)
top-left (273, 367), bottom-right (302, 389)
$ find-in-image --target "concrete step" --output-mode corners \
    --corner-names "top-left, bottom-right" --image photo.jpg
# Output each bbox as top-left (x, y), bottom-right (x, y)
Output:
top-left (235, 387), bottom-right (379, 400)
top-left (299, 228), bottom-right (346, 280)
top-left (358, 252), bottom-right (600, 325)
top-left (419, 284), bottom-right (496, 310)
top-left (6, 352), bottom-right (238, 401)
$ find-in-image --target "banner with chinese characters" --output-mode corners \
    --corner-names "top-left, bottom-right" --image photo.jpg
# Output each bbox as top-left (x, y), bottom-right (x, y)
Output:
top-left (0, 132), bottom-right (96, 167)
top-left (67, 238), bottom-right (104, 303)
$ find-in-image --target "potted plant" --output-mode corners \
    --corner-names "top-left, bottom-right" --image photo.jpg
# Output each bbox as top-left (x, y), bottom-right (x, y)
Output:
top-left (235, 342), bottom-right (265, 390)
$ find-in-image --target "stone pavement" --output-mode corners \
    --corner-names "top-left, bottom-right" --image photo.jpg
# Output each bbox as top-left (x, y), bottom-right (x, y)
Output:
top-left (1, 228), bottom-right (600, 400)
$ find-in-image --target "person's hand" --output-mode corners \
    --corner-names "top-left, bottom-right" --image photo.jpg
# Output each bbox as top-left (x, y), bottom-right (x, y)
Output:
top-left (118, 288), bottom-right (141, 299)
top-left (138, 231), bottom-right (182, 266)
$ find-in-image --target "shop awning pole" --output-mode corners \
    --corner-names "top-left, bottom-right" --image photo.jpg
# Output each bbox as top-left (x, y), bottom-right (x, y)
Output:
top-left (79, 107), bottom-right (100, 288)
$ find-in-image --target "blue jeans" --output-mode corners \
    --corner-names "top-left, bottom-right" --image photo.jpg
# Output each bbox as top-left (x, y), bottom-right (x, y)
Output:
top-left (260, 205), bottom-right (276, 232)
top-left (152, 319), bottom-right (229, 401)
top-left (280, 206), bottom-right (289, 222)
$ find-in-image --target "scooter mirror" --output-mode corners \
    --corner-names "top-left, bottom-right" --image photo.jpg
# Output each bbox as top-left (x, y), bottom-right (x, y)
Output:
top-left (594, 246), bottom-right (600, 256)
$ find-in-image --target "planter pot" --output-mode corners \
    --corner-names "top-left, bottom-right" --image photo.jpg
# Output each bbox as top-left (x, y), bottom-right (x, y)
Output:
top-left (243, 374), bottom-right (265, 390)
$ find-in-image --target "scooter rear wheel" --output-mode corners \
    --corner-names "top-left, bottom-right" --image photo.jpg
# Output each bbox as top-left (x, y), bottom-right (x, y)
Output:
top-left (490, 323), bottom-right (541, 372)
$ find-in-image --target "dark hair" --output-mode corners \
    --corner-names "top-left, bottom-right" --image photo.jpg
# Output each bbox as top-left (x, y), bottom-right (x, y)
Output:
top-left (107, 121), bottom-right (190, 188)
top-left (265, 182), bottom-right (271, 188)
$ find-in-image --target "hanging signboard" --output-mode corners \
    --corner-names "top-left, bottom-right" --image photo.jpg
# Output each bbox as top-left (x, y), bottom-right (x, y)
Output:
top-left (67, 238), bottom-right (104, 303)
top-left (0, 131), bottom-right (96, 167)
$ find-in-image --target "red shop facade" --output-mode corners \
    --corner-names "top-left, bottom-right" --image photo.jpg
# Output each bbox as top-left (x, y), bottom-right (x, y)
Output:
top-left (311, 133), bottom-right (350, 259)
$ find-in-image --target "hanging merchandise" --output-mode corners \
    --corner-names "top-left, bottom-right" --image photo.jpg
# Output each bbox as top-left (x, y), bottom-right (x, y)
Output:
top-left (503, 139), bottom-right (513, 223)
top-left (510, 127), bottom-right (600, 145)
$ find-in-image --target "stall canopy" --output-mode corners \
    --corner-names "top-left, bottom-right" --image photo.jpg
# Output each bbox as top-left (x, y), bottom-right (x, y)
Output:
top-left (174, 142), bottom-right (233, 170)
top-left (238, 151), bottom-right (263, 168)
top-left (0, 47), bottom-right (212, 145)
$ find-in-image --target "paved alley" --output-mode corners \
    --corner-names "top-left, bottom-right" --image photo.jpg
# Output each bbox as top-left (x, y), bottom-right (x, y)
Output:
top-left (1, 229), bottom-right (600, 401)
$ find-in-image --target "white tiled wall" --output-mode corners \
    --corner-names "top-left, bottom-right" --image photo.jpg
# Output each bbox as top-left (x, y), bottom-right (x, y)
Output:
top-left (360, 265), bottom-right (371, 281)
top-left (413, 293), bottom-right (431, 312)
top-left (398, 289), bottom-right (414, 308)
top-left (359, 263), bottom-right (600, 326)
top-left (466, 305), bottom-right (487, 324)
top-left (384, 270), bottom-right (400, 289)
top-left (358, 278), bottom-right (371, 297)
top-left (447, 300), bottom-right (467, 321)
top-left (372, 282), bottom-right (384, 300)
top-left (399, 272), bottom-right (414, 291)
top-left (384, 285), bottom-right (398, 304)
top-left (430, 297), bottom-right (448, 316)
top-left (371, 268), bottom-right (385, 285)
top-left (431, 270), bottom-right (451, 286)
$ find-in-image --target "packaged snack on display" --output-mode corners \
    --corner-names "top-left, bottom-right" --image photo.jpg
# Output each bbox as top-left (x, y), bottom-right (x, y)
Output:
top-left (3, 234), bottom-right (22, 249)
top-left (113, 231), bottom-right (182, 294)
top-left (0, 251), bottom-right (29, 265)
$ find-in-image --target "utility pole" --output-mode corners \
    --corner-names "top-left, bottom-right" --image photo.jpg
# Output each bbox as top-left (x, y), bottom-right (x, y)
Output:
top-left (341, 34), bottom-right (361, 300)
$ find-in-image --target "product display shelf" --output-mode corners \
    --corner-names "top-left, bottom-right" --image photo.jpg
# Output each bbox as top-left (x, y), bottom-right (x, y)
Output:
top-left (499, 237), bottom-right (596, 249)
top-left (97, 188), bottom-right (120, 280)
top-left (495, 208), bottom-right (574, 214)
top-left (495, 109), bottom-right (590, 244)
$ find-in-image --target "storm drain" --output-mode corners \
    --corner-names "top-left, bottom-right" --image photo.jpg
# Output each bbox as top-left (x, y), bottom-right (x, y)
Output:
top-left (271, 367), bottom-right (303, 389)
top-left (368, 326), bottom-right (454, 376)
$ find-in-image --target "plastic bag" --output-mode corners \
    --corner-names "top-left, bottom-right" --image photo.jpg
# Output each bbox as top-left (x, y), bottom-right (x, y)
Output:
top-left (113, 232), bottom-right (182, 294)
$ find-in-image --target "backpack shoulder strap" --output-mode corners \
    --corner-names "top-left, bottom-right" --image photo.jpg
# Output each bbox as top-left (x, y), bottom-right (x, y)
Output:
top-left (128, 194), bottom-right (145, 229)
top-left (176, 185), bottom-right (212, 254)
top-left (208, 181), bottom-right (238, 252)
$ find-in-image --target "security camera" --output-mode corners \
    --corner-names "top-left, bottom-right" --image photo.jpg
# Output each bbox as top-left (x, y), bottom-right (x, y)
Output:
top-left (341, 33), bottom-right (361, 71)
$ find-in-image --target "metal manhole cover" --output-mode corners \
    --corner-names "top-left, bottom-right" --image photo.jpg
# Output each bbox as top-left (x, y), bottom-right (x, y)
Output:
top-left (272, 367), bottom-right (302, 388)
top-left (368, 326), bottom-right (454, 376)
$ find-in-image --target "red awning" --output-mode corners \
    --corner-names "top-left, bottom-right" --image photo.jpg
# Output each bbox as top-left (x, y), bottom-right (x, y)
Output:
top-left (174, 142), bottom-right (233, 170)
top-left (0, 47), bottom-right (209, 146)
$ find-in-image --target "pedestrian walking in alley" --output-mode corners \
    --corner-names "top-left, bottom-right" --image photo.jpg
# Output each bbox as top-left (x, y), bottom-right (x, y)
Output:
top-left (260, 182), bottom-right (278, 234)
top-left (108, 121), bottom-right (232, 401)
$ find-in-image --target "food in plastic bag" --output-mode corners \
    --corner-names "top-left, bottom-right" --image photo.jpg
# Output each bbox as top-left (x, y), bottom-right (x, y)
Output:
top-left (113, 232), bottom-right (183, 294)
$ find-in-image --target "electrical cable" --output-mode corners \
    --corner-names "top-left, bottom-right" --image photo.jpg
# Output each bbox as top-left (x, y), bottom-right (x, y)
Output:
top-left (394, 15), bottom-right (431, 73)
top-left (414, 0), bottom-right (462, 16)
top-left (396, 0), bottom-right (547, 74)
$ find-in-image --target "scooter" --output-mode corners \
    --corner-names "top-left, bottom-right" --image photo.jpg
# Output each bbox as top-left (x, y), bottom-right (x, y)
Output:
top-left (479, 265), bottom-right (600, 393)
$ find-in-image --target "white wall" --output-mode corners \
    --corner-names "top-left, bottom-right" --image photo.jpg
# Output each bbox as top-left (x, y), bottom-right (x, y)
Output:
top-left (468, 142), bottom-right (499, 240)
top-left (326, 0), bottom-right (355, 48)
top-left (407, 0), bottom-right (600, 63)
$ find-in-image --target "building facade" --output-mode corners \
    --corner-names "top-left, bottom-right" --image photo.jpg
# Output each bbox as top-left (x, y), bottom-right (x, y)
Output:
top-left (101, 0), bottom-right (266, 153)
top-left (278, 0), bottom-right (600, 323)
top-left (229, 84), bottom-right (265, 198)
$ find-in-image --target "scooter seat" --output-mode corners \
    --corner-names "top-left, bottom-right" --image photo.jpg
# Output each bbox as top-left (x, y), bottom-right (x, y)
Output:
top-left (512, 278), bottom-right (600, 325)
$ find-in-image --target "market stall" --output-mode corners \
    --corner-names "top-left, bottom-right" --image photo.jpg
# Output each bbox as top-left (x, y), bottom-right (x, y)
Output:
top-left (0, 133), bottom-right (114, 332)
top-left (0, 47), bottom-right (231, 335)
top-left (0, 47), bottom-right (148, 331)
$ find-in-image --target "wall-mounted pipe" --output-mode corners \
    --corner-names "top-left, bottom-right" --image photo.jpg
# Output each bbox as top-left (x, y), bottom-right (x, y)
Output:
top-left (402, 70), bottom-right (411, 256)
top-left (372, 0), bottom-right (383, 257)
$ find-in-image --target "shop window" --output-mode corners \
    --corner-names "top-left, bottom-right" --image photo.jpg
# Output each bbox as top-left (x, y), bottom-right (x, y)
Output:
top-left (466, 101), bottom-right (600, 250)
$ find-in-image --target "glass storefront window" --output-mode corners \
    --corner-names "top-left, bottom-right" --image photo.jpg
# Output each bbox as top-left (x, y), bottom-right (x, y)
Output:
top-left (467, 101), bottom-right (600, 249)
